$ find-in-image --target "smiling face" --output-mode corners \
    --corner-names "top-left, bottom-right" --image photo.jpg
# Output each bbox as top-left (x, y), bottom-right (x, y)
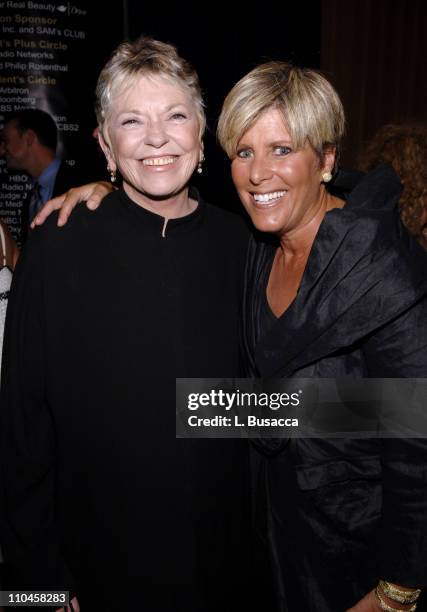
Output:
top-left (231, 108), bottom-right (335, 238)
top-left (100, 74), bottom-right (203, 215)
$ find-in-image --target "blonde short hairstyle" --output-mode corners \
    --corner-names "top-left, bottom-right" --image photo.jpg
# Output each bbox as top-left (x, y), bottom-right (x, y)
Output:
top-left (95, 36), bottom-right (206, 140)
top-left (217, 62), bottom-right (345, 161)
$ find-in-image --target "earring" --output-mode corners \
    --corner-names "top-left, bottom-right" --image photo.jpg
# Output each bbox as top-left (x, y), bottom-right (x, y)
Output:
top-left (108, 167), bottom-right (117, 183)
top-left (197, 155), bottom-right (205, 175)
top-left (322, 171), bottom-right (332, 183)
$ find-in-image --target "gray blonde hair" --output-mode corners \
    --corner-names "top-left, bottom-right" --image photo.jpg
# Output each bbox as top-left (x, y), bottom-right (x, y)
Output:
top-left (217, 62), bottom-right (345, 162)
top-left (95, 36), bottom-right (206, 139)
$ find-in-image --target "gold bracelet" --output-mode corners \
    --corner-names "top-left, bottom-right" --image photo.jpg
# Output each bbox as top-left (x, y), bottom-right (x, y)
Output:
top-left (379, 580), bottom-right (422, 605)
top-left (375, 586), bottom-right (417, 612)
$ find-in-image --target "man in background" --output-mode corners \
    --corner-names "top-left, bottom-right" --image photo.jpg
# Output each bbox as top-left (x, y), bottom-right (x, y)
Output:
top-left (1, 109), bottom-right (80, 244)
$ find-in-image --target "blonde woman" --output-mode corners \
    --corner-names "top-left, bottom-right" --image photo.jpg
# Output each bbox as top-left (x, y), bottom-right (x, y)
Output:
top-left (217, 62), bottom-right (427, 612)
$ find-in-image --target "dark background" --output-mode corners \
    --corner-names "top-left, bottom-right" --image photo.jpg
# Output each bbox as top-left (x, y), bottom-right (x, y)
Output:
top-left (321, 0), bottom-right (427, 166)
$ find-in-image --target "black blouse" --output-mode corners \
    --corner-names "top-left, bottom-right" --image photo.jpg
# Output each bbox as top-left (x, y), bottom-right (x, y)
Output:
top-left (0, 187), bottom-right (252, 612)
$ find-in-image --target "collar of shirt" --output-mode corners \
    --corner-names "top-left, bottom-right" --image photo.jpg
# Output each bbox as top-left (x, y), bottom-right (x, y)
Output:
top-left (34, 158), bottom-right (61, 204)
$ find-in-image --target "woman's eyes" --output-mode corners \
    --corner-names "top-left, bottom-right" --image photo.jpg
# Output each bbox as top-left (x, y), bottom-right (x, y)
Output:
top-left (236, 146), bottom-right (292, 159)
top-left (273, 145), bottom-right (292, 156)
top-left (236, 149), bottom-right (252, 159)
top-left (169, 112), bottom-right (187, 120)
top-left (121, 113), bottom-right (187, 126)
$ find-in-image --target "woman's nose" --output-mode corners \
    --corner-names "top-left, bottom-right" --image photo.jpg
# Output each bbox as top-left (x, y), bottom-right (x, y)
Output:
top-left (248, 156), bottom-right (273, 185)
top-left (144, 121), bottom-right (168, 148)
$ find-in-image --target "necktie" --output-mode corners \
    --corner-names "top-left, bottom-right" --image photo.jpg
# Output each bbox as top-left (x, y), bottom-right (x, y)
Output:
top-left (28, 181), bottom-right (43, 224)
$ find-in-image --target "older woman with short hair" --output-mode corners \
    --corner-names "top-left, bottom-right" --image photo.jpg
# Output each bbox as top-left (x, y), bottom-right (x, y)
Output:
top-left (0, 37), bottom-right (251, 612)
top-left (218, 62), bottom-right (427, 612)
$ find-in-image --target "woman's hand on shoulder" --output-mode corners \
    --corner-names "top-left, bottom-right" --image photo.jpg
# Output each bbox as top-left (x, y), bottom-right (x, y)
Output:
top-left (31, 181), bottom-right (114, 228)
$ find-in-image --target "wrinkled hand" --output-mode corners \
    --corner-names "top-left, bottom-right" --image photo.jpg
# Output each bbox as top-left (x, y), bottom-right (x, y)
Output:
top-left (31, 181), bottom-right (113, 228)
top-left (56, 595), bottom-right (80, 612)
top-left (347, 589), bottom-right (380, 611)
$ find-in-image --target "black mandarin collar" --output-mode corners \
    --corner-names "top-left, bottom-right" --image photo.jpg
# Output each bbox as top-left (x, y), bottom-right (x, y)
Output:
top-left (117, 185), bottom-right (205, 236)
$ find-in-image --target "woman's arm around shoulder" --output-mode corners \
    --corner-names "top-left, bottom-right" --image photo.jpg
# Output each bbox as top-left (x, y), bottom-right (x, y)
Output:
top-left (32, 181), bottom-right (114, 228)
